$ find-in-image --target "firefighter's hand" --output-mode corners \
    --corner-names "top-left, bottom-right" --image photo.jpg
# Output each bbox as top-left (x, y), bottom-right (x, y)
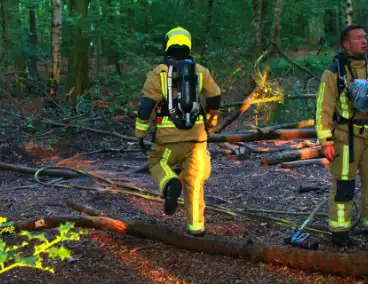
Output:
top-left (323, 144), bottom-right (335, 162)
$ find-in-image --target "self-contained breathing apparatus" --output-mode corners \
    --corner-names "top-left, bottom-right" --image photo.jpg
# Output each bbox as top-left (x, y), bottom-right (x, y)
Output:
top-left (330, 53), bottom-right (368, 163)
top-left (159, 58), bottom-right (204, 130)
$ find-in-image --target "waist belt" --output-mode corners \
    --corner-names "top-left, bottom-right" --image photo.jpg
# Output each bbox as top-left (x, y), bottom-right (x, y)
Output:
top-left (336, 116), bottom-right (368, 126)
top-left (335, 116), bottom-right (368, 163)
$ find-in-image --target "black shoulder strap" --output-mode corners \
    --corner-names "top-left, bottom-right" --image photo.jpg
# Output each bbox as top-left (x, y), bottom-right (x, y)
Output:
top-left (334, 56), bottom-right (347, 97)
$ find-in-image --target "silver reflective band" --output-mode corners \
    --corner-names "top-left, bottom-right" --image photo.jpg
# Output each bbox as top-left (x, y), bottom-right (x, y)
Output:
top-left (167, 30), bottom-right (191, 40)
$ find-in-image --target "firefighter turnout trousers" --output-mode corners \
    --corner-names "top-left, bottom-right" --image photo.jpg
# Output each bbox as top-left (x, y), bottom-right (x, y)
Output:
top-left (148, 141), bottom-right (211, 234)
top-left (328, 124), bottom-right (368, 232)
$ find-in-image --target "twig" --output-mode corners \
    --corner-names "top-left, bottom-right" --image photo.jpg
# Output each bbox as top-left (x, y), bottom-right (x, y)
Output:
top-left (129, 243), bottom-right (161, 254)
top-left (66, 201), bottom-right (105, 216)
top-left (271, 43), bottom-right (319, 80)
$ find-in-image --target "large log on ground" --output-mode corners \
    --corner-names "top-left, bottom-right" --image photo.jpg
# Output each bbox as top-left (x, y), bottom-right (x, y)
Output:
top-left (281, 158), bottom-right (329, 168)
top-left (261, 147), bottom-right (325, 166)
top-left (208, 128), bottom-right (316, 143)
top-left (13, 215), bottom-right (368, 277)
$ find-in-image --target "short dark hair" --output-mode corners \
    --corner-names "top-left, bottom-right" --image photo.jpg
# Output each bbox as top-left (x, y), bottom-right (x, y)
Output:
top-left (340, 24), bottom-right (365, 47)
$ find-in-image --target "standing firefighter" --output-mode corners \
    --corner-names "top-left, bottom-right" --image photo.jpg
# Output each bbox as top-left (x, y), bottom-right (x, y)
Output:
top-left (135, 27), bottom-right (221, 237)
top-left (316, 24), bottom-right (368, 246)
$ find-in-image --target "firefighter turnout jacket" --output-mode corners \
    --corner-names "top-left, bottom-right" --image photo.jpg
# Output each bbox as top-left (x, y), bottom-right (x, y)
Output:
top-left (316, 54), bottom-right (368, 232)
top-left (135, 63), bottom-right (221, 144)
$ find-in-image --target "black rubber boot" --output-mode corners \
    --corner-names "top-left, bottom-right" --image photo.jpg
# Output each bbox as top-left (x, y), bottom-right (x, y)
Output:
top-left (163, 179), bottom-right (182, 215)
top-left (331, 231), bottom-right (352, 247)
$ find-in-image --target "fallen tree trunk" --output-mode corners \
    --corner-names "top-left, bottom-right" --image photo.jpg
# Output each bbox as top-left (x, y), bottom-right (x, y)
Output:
top-left (208, 128), bottom-right (316, 143)
top-left (281, 158), bottom-right (329, 168)
top-left (297, 184), bottom-right (328, 193)
top-left (229, 120), bottom-right (315, 135)
top-left (13, 215), bottom-right (368, 277)
top-left (262, 147), bottom-right (324, 166)
top-left (221, 95), bottom-right (316, 109)
top-left (261, 120), bottom-right (315, 131)
top-left (0, 162), bottom-right (80, 178)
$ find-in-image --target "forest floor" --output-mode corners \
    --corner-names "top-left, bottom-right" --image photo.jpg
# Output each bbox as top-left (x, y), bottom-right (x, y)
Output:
top-left (0, 113), bottom-right (367, 284)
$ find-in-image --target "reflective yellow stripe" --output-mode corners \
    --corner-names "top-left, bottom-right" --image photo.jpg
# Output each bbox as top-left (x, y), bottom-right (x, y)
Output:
top-left (339, 91), bottom-right (350, 119)
top-left (328, 204), bottom-right (351, 228)
top-left (353, 124), bottom-right (368, 129)
top-left (198, 72), bottom-right (203, 95)
top-left (160, 72), bottom-right (168, 99)
top-left (316, 82), bottom-right (333, 139)
top-left (328, 219), bottom-right (351, 228)
top-left (341, 145), bottom-right (349, 180)
top-left (136, 121), bottom-right (149, 131)
top-left (156, 115), bottom-right (204, 128)
top-left (158, 148), bottom-right (177, 192)
top-left (188, 147), bottom-right (205, 232)
top-left (159, 71), bottom-right (203, 99)
top-left (318, 130), bottom-right (332, 140)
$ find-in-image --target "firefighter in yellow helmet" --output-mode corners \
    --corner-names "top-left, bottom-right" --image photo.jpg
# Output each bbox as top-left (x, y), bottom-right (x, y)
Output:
top-left (316, 24), bottom-right (368, 247)
top-left (135, 27), bottom-right (221, 237)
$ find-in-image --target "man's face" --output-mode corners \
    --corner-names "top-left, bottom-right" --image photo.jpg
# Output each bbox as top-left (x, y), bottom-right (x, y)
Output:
top-left (344, 28), bottom-right (367, 56)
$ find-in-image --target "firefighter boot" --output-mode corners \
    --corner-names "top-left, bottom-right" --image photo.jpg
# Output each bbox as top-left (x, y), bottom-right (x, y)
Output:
top-left (331, 231), bottom-right (352, 247)
top-left (163, 178), bottom-right (182, 215)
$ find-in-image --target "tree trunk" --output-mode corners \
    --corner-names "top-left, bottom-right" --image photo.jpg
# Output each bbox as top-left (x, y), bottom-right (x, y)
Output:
top-left (13, 214), bottom-right (368, 277)
top-left (28, 5), bottom-right (41, 88)
top-left (209, 128), bottom-right (316, 143)
top-left (261, 147), bottom-right (324, 166)
top-left (281, 158), bottom-right (329, 168)
top-left (66, 0), bottom-right (90, 104)
top-left (199, 0), bottom-right (214, 65)
top-left (49, 0), bottom-right (62, 97)
top-left (344, 0), bottom-right (353, 25)
top-left (0, 0), bottom-right (9, 64)
top-left (103, 0), bottom-right (121, 76)
top-left (253, 0), bottom-right (264, 52)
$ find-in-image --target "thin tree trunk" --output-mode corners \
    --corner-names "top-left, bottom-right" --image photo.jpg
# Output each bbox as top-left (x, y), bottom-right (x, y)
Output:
top-left (66, 0), bottom-right (90, 104)
top-left (28, 6), bottom-right (39, 84)
top-left (49, 0), bottom-right (62, 97)
top-left (253, 0), bottom-right (263, 52)
top-left (199, 0), bottom-right (214, 65)
top-left (0, 0), bottom-right (9, 64)
top-left (344, 0), bottom-right (353, 25)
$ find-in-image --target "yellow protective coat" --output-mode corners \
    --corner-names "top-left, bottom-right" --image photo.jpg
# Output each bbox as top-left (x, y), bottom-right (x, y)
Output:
top-left (316, 57), bottom-right (368, 232)
top-left (135, 62), bottom-right (221, 234)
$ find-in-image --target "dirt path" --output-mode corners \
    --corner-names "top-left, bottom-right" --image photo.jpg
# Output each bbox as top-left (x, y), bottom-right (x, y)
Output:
top-left (0, 140), bottom-right (366, 284)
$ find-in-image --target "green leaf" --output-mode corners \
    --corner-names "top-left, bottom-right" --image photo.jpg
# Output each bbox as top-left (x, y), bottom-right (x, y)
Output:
top-left (18, 256), bottom-right (38, 266)
top-left (0, 239), bottom-right (6, 252)
top-left (19, 231), bottom-right (48, 242)
top-left (58, 222), bottom-right (74, 235)
top-left (0, 252), bottom-right (7, 263)
top-left (48, 246), bottom-right (71, 260)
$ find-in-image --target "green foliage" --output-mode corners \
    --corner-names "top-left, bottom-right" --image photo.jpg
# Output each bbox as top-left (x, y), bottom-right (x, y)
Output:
top-left (0, 217), bottom-right (85, 275)
top-left (267, 98), bottom-right (316, 126)
top-left (1, 0), bottom-right (364, 125)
